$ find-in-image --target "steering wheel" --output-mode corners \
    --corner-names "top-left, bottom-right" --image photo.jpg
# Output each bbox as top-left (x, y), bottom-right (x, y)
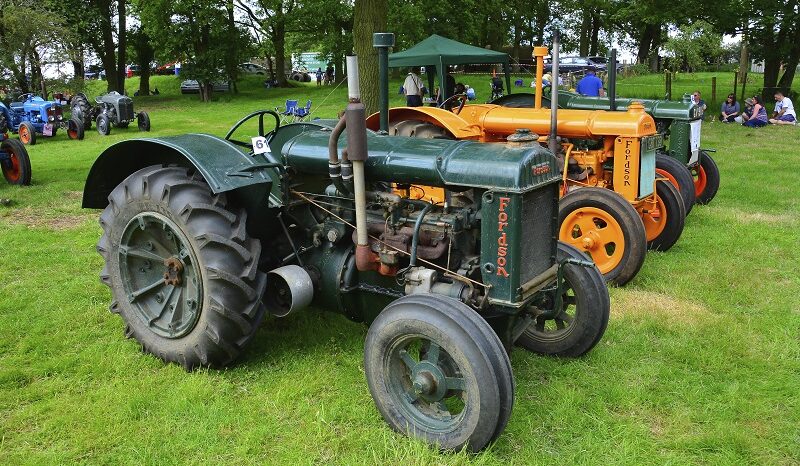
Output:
top-left (224, 110), bottom-right (281, 149)
top-left (438, 93), bottom-right (468, 114)
top-left (18, 93), bottom-right (35, 102)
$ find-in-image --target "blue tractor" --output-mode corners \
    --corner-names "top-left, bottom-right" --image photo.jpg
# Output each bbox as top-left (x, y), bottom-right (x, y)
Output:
top-left (0, 94), bottom-right (84, 145)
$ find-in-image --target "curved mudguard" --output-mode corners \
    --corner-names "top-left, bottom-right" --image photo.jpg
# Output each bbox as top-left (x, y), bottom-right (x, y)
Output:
top-left (82, 134), bottom-right (276, 209)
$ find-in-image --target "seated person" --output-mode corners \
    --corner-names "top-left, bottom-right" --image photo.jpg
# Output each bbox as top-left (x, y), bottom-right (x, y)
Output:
top-left (769, 90), bottom-right (796, 125)
top-left (575, 67), bottom-right (605, 97)
top-left (719, 94), bottom-right (740, 122)
top-left (734, 98), bottom-right (753, 124)
top-left (692, 91), bottom-right (707, 118)
top-left (741, 95), bottom-right (768, 127)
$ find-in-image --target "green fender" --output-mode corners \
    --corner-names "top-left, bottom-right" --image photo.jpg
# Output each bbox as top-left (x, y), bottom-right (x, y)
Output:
top-left (82, 134), bottom-right (278, 209)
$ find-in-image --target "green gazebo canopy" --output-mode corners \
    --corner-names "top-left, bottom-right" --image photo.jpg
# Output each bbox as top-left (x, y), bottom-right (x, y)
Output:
top-left (389, 34), bottom-right (511, 100)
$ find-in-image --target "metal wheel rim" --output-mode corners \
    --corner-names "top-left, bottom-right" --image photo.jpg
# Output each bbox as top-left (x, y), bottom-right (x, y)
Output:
top-left (560, 206), bottom-right (625, 275)
top-left (691, 164), bottom-right (707, 197)
top-left (640, 194), bottom-right (668, 241)
top-left (19, 126), bottom-right (30, 144)
top-left (527, 278), bottom-right (579, 342)
top-left (2, 148), bottom-right (21, 182)
top-left (118, 212), bottom-right (203, 339)
top-left (385, 333), bottom-right (468, 433)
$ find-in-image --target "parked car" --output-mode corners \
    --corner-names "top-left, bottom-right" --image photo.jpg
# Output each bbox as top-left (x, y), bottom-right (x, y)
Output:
top-left (239, 63), bottom-right (268, 75)
top-left (587, 56), bottom-right (624, 73)
top-left (544, 56), bottom-right (606, 73)
top-left (180, 80), bottom-right (230, 94)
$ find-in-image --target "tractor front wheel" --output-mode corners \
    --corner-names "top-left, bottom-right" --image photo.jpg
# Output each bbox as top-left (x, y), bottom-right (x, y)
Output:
top-left (558, 187), bottom-right (647, 286)
top-left (96, 114), bottom-right (111, 136)
top-left (138, 111), bottom-right (151, 132)
top-left (67, 118), bottom-right (84, 140)
top-left (516, 242), bottom-right (610, 357)
top-left (656, 153), bottom-right (696, 215)
top-left (97, 165), bottom-right (267, 369)
top-left (1, 138), bottom-right (32, 185)
top-left (640, 180), bottom-right (686, 251)
top-left (692, 151), bottom-right (720, 205)
top-left (18, 122), bottom-right (36, 145)
top-left (364, 294), bottom-right (514, 452)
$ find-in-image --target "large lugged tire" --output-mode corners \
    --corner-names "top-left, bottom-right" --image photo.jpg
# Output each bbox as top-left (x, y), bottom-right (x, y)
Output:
top-left (692, 151), bottom-right (720, 205)
top-left (67, 118), bottom-right (84, 140)
top-left (364, 294), bottom-right (514, 452)
top-left (641, 180), bottom-right (686, 251)
top-left (558, 187), bottom-right (647, 286)
top-left (137, 111), bottom-right (151, 131)
top-left (656, 153), bottom-right (696, 215)
top-left (516, 242), bottom-right (610, 357)
top-left (1, 138), bottom-right (32, 185)
top-left (97, 165), bottom-right (267, 369)
top-left (71, 95), bottom-right (93, 130)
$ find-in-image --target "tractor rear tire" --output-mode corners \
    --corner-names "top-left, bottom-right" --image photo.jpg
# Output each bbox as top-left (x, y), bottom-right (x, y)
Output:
top-left (97, 165), bottom-right (267, 370)
top-left (558, 187), bottom-right (647, 286)
top-left (18, 122), bottom-right (36, 145)
top-left (71, 97), bottom-right (93, 130)
top-left (692, 151), bottom-right (720, 205)
top-left (642, 180), bottom-right (686, 251)
top-left (516, 242), bottom-right (610, 357)
top-left (390, 119), bottom-right (451, 139)
top-left (67, 118), bottom-right (84, 140)
top-left (656, 153), bottom-right (695, 215)
top-left (365, 294), bottom-right (514, 452)
top-left (96, 114), bottom-right (111, 136)
top-left (1, 138), bottom-right (31, 185)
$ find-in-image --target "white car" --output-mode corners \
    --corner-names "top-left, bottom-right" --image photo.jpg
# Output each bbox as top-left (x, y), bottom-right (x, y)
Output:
top-left (239, 63), bottom-right (268, 75)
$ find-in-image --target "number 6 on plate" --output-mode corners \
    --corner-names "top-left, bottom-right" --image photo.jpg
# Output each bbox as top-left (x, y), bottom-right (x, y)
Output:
top-left (251, 136), bottom-right (270, 154)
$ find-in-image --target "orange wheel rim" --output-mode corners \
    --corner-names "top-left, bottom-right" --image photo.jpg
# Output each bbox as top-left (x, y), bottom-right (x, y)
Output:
top-left (68, 129), bottom-right (77, 139)
top-left (19, 126), bottom-right (29, 144)
top-left (655, 168), bottom-right (680, 192)
top-left (3, 151), bottom-right (21, 182)
top-left (639, 195), bottom-right (668, 241)
top-left (692, 164), bottom-right (707, 197)
top-left (559, 206), bottom-right (625, 274)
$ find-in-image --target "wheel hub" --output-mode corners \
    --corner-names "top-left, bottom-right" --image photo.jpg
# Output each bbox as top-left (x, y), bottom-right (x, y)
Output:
top-left (163, 257), bottom-right (184, 286)
top-left (411, 361), bottom-right (447, 402)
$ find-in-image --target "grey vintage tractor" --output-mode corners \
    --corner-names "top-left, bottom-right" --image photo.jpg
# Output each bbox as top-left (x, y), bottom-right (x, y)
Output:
top-left (81, 56), bottom-right (610, 451)
top-left (71, 92), bottom-right (151, 136)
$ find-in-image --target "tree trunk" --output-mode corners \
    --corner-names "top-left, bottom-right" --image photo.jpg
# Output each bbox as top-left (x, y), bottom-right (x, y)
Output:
top-left (589, 13), bottom-right (600, 56)
top-left (777, 46), bottom-right (799, 92)
top-left (116, 0), bottom-right (126, 93)
top-left (226, 0), bottom-right (239, 93)
top-left (272, 9), bottom-right (288, 87)
top-left (511, 24), bottom-right (521, 73)
top-left (649, 27), bottom-right (662, 72)
top-left (738, 27), bottom-right (748, 84)
top-left (637, 24), bottom-right (659, 64)
top-left (353, 0), bottom-right (387, 115)
top-left (579, 9), bottom-right (591, 56)
top-left (31, 50), bottom-right (46, 98)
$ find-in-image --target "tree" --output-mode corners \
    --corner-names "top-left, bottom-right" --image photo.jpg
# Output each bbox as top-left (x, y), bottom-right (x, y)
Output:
top-left (127, 26), bottom-right (154, 95)
top-left (353, 0), bottom-right (386, 115)
top-left (236, 0), bottom-right (298, 87)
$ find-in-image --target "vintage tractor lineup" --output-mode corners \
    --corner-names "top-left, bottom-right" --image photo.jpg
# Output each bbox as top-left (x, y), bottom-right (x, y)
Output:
top-left (2, 34), bottom-right (728, 452)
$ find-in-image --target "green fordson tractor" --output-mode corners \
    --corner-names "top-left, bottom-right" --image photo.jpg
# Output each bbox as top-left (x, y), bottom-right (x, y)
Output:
top-left (494, 65), bottom-right (719, 212)
top-left (82, 56), bottom-right (610, 451)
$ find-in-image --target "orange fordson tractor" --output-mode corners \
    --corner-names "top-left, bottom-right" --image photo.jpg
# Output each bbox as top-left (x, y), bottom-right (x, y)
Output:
top-left (367, 44), bottom-right (685, 286)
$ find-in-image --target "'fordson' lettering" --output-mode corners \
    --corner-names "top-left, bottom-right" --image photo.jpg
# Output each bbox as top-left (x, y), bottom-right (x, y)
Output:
top-left (624, 140), bottom-right (632, 186)
top-left (497, 197), bottom-right (511, 277)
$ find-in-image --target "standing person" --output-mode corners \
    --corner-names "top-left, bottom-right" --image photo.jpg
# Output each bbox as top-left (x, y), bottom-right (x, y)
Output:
top-left (719, 94), bottom-right (740, 122)
top-left (403, 67), bottom-right (424, 107)
top-left (769, 90), bottom-right (796, 125)
top-left (741, 95), bottom-right (768, 127)
top-left (315, 67), bottom-right (323, 87)
top-left (575, 67), bottom-right (605, 96)
top-left (325, 64), bottom-right (334, 85)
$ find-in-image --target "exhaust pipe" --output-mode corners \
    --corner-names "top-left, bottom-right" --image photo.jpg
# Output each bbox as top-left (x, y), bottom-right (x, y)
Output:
top-left (548, 30), bottom-right (560, 162)
top-left (533, 46), bottom-right (548, 109)
top-left (265, 265), bottom-right (314, 317)
top-left (373, 33), bottom-right (395, 133)
top-left (609, 48), bottom-right (617, 111)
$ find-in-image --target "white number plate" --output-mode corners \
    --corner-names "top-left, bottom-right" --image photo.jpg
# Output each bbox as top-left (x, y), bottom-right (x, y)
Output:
top-left (43, 124), bottom-right (54, 136)
top-left (251, 136), bottom-right (270, 155)
top-left (688, 120), bottom-right (701, 164)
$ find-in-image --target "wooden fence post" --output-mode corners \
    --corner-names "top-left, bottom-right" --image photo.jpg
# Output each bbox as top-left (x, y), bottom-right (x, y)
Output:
top-left (711, 76), bottom-right (717, 114)
top-left (665, 71), bottom-right (672, 100)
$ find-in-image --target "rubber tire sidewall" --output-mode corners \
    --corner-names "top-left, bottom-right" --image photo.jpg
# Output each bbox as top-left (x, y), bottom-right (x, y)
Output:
top-left (646, 180), bottom-right (686, 251)
top-left (1, 138), bottom-right (32, 185)
top-left (656, 153), bottom-right (696, 215)
top-left (138, 112), bottom-right (151, 132)
top-left (695, 151), bottom-right (720, 205)
top-left (515, 241), bottom-right (610, 357)
top-left (96, 114), bottom-right (111, 135)
top-left (558, 187), bottom-right (647, 286)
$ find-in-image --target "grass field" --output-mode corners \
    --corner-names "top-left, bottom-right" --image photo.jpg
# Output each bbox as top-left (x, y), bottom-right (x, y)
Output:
top-left (1, 74), bottom-right (799, 465)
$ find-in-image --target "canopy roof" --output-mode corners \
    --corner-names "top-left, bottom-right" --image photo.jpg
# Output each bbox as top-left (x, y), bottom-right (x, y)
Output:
top-left (388, 34), bottom-right (511, 100)
top-left (389, 34), bottom-right (510, 67)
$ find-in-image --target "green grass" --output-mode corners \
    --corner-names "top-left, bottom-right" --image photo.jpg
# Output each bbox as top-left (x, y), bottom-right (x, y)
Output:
top-left (1, 75), bottom-right (799, 465)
